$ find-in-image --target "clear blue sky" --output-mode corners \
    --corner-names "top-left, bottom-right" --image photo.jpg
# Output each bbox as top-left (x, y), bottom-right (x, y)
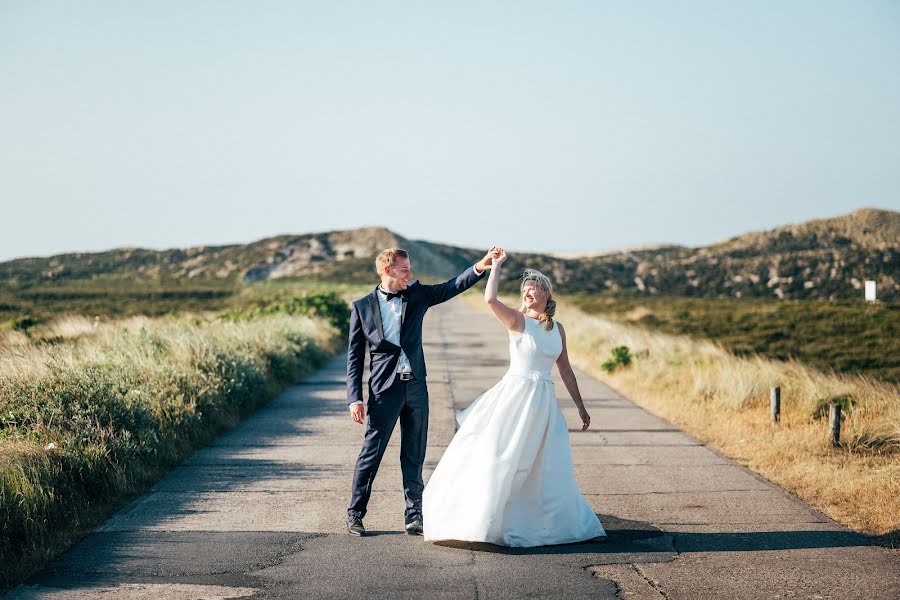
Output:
top-left (1, 1), bottom-right (898, 262)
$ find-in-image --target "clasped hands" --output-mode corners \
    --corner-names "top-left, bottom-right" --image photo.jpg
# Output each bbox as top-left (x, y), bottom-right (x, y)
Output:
top-left (476, 246), bottom-right (508, 272)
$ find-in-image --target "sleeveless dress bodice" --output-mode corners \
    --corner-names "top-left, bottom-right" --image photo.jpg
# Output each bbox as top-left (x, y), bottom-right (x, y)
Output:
top-left (506, 316), bottom-right (563, 381)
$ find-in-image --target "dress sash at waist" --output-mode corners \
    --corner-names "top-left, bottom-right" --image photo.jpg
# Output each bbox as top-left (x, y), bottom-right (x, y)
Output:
top-left (504, 369), bottom-right (554, 383)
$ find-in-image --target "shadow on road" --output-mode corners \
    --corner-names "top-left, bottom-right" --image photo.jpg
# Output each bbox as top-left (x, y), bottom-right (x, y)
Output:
top-left (432, 513), bottom-right (879, 556)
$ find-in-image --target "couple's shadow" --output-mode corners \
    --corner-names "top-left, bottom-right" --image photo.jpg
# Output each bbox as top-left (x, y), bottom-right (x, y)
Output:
top-left (424, 514), bottom-right (882, 556)
top-left (358, 529), bottom-right (607, 554)
top-left (429, 514), bottom-right (637, 556)
top-left (432, 537), bottom-right (611, 555)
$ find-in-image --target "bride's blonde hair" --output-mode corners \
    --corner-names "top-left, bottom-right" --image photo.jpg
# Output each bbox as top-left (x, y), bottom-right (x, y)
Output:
top-left (519, 269), bottom-right (556, 331)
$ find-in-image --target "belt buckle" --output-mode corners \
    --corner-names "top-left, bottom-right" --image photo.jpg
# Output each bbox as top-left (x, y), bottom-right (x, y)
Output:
top-left (399, 372), bottom-right (414, 381)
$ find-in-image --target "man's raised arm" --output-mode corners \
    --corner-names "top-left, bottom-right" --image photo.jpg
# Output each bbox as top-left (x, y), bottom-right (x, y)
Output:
top-left (423, 249), bottom-right (494, 307)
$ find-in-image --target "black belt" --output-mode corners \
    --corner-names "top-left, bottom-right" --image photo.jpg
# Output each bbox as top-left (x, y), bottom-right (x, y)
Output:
top-left (398, 372), bottom-right (416, 381)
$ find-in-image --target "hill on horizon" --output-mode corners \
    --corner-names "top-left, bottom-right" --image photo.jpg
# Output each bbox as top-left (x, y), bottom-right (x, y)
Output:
top-left (1, 208), bottom-right (897, 301)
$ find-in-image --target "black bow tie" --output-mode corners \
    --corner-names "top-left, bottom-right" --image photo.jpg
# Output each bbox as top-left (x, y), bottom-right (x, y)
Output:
top-left (382, 288), bottom-right (408, 302)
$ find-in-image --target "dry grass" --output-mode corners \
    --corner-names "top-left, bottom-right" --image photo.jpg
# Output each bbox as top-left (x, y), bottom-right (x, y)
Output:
top-left (0, 312), bottom-right (331, 380)
top-left (467, 294), bottom-right (900, 549)
top-left (0, 329), bottom-right (29, 347)
top-left (26, 315), bottom-right (103, 343)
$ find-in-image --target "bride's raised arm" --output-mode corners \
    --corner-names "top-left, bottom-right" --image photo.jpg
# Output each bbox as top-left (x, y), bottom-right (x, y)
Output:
top-left (484, 248), bottom-right (525, 333)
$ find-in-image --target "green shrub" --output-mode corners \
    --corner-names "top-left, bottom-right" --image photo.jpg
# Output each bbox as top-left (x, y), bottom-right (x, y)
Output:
top-left (811, 393), bottom-right (857, 420)
top-left (10, 315), bottom-right (41, 332)
top-left (219, 291), bottom-right (350, 335)
top-left (601, 345), bottom-right (633, 373)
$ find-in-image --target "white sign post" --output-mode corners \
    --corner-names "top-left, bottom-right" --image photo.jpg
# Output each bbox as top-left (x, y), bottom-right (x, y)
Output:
top-left (865, 280), bottom-right (876, 302)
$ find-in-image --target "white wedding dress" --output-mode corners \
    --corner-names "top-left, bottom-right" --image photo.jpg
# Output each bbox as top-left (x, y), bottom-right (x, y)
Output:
top-left (423, 316), bottom-right (606, 547)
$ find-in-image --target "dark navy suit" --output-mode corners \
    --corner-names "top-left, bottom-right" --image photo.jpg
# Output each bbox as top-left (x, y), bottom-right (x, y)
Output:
top-left (347, 266), bottom-right (485, 521)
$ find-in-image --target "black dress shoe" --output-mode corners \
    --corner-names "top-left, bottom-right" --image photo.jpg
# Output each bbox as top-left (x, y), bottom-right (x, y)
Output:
top-left (405, 516), bottom-right (423, 536)
top-left (347, 517), bottom-right (366, 537)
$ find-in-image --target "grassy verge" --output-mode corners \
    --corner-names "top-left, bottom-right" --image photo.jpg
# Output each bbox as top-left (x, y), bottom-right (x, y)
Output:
top-left (555, 300), bottom-right (899, 550)
top-left (571, 292), bottom-right (899, 384)
top-left (0, 277), bottom-right (365, 330)
top-left (0, 297), bottom-right (346, 588)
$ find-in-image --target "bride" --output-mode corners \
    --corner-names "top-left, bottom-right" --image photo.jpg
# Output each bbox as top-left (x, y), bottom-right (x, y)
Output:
top-left (423, 248), bottom-right (606, 547)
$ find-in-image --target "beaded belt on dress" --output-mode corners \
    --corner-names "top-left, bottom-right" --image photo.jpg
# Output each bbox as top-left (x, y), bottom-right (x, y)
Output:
top-left (504, 370), bottom-right (554, 382)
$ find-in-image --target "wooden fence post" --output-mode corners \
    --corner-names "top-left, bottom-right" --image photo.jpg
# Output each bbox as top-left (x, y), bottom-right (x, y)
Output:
top-left (770, 386), bottom-right (781, 423)
top-left (829, 403), bottom-right (842, 447)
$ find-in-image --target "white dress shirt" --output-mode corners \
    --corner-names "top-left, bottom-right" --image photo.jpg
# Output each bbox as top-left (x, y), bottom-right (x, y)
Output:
top-left (377, 285), bottom-right (413, 374)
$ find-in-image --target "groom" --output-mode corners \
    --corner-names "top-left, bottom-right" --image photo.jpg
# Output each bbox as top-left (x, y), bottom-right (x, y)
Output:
top-left (346, 247), bottom-right (494, 536)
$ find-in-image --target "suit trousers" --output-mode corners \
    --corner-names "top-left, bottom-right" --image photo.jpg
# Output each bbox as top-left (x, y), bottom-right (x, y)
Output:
top-left (347, 376), bottom-right (429, 521)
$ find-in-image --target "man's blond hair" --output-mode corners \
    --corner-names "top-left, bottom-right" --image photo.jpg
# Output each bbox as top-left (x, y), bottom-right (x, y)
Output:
top-left (375, 248), bottom-right (409, 276)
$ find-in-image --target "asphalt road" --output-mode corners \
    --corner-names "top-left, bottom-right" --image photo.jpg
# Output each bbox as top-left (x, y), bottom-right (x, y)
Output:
top-left (7, 300), bottom-right (899, 599)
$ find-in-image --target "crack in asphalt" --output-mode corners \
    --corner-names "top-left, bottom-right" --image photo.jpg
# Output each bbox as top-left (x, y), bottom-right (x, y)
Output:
top-left (632, 563), bottom-right (670, 599)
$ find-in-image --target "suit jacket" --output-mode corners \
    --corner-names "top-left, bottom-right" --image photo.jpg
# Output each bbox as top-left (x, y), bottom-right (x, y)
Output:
top-left (346, 266), bottom-right (485, 405)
